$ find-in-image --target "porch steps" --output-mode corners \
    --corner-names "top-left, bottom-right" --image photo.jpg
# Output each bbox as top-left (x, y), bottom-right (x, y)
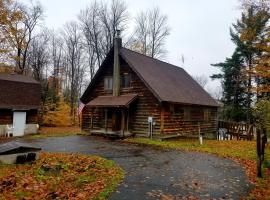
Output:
top-left (134, 133), bottom-right (199, 141)
top-left (90, 130), bottom-right (133, 139)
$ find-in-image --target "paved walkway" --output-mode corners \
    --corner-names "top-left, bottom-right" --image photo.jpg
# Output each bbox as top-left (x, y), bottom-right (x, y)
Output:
top-left (15, 136), bottom-right (250, 200)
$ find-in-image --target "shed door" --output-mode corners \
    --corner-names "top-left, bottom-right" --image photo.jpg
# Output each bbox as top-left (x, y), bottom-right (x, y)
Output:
top-left (13, 112), bottom-right (26, 136)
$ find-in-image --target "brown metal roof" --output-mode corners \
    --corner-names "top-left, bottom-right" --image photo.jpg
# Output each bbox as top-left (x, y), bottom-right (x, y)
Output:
top-left (87, 94), bottom-right (137, 107)
top-left (120, 48), bottom-right (218, 107)
top-left (0, 73), bottom-right (39, 84)
top-left (0, 74), bottom-right (41, 109)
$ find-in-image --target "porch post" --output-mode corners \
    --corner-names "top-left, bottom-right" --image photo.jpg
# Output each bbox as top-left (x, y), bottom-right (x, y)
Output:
top-left (90, 108), bottom-right (93, 130)
top-left (126, 108), bottom-right (129, 132)
top-left (160, 105), bottom-right (165, 134)
top-left (121, 109), bottom-right (125, 137)
top-left (104, 109), bottom-right (108, 133)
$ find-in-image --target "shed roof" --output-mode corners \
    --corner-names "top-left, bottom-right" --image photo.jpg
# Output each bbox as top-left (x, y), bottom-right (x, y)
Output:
top-left (0, 73), bottom-right (39, 84)
top-left (0, 73), bottom-right (41, 109)
top-left (0, 142), bottom-right (41, 155)
top-left (87, 94), bottom-right (137, 107)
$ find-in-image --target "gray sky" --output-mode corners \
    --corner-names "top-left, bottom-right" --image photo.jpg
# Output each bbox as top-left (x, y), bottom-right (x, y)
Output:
top-left (37, 0), bottom-right (241, 93)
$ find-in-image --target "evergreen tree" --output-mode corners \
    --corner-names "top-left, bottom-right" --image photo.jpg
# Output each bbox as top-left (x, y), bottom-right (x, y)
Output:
top-left (212, 5), bottom-right (269, 122)
top-left (230, 5), bottom-right (269, 122)
top-left (211, 52), bottom-right (247, 121)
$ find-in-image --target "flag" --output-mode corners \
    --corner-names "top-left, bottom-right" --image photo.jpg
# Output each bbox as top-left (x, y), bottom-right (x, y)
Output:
top-left (77, 101), bottom-right (85, 116)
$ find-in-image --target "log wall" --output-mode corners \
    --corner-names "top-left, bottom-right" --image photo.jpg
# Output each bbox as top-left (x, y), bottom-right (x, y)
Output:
top-left (161, 103), bottom-right (218, 136)
top-left (81, 57), bottom-right (161, 134)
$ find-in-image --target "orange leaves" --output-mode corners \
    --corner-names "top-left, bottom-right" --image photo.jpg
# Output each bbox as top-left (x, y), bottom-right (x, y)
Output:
top-left (0, 152), bottom-right (124, 200)
top-left (43, 99), bottom-right (73, 127)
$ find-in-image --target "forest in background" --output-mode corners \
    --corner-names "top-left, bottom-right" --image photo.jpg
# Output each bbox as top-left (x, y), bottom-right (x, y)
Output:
top-left (1, 0), bottom-right (270, 130)
top-left (0, 0), bottom-right (170, 126)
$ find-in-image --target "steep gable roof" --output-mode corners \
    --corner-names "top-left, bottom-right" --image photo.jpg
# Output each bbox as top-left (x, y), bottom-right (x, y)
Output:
top-left (81, 47), bottom-right (218, 107)
top-left (120, 48), bottom-right (218, 107)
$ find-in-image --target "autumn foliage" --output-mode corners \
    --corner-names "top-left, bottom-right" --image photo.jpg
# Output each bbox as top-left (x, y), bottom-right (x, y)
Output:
top-left (43, 99), bottom-right (73, 127)
top-left (0, 152), bottom-right (124, 200)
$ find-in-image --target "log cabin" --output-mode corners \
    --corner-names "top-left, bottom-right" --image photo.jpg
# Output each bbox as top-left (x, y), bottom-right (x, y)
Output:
top-left (80, 31), bottom-right (219, 138)
top-left (0, 73), bottom-right (41, 137)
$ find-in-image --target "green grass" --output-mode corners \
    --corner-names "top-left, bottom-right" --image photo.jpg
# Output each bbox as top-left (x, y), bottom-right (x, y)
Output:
top-left (27, 131), bottom-right (85, 139)
top-left (126, 137), bottom-right (257, 160)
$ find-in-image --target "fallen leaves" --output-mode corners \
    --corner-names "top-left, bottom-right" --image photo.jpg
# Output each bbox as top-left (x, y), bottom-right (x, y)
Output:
top-left (0, 152), bottom-right (124, 200)
top-left (126, 138), bottom-right (270, 200)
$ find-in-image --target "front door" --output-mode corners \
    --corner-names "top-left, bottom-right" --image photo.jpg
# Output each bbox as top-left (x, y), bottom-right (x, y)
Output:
top-left (112, 110), bottom-right (122, 131)
top-left (13, 111), bottom-right (26, 136)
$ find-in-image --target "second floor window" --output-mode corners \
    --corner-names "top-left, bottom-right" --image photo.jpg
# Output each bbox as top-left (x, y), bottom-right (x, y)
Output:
top-left (104, 77), bottom-right (113, 91)
top-left (121, 73), bottom-right (131, 88)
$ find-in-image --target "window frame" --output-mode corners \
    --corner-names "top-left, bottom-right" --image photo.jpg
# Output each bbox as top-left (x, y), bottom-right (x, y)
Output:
top-left (104, 76), bottom-right (113, 91)
top-left (121, 73), bottom-right (131, 89)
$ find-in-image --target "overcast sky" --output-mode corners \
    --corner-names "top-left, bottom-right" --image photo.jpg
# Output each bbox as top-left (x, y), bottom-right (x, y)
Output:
top-left (35, 0), bottom-right (241, 93)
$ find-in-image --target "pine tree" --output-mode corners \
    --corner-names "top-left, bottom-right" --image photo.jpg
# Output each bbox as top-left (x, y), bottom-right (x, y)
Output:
top-left (212, 5), bottom-right (269, 122)
top-left (231, 5), bottom-right (269, 122)
top-left (211, 52), bottom-right (247, 121)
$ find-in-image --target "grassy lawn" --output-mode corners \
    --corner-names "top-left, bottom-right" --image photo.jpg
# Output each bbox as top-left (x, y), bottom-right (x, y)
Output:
top-left (125, 137), bottom-right (270, 200)
top-left (27, 126), bottom-right (85, 139)
top-left (0, 152), bottom-right (124, 200)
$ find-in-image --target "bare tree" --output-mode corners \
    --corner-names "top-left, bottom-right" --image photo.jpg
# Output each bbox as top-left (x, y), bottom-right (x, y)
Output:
top-left (50, 31), bottom-right (65, 94)
top-left (192, 75), bottom-right (209, 89)
top-left (78, 0), bottom-right (128, 78)
top-left (4, 1), bottom-right (44, 74)
top-left (239, 0), bottom-right (270, 10)
top-left (79, 1), bottom-right (102, 68)
top-left (131, 7), bottom-right (170, 58)
top-left (27, 29), bottom-right (50, 81)
top-left (99, 0), bottom-right (128, 54)
top-left (62, 22), bottom-right (86, 121)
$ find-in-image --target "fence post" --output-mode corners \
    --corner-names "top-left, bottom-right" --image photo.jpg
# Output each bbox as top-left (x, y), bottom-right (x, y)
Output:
top-left (262, 128), bottom-right (267, 162)
top-left (257, 128), bottom-right (262, 178)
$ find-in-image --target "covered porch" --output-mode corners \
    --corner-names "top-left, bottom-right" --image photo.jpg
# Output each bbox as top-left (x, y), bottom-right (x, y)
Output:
top-left (86, 94), bottom-right (137, 138)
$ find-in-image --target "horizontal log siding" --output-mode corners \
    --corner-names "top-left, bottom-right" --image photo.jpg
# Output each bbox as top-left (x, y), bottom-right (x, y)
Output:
top-left (81, 58), bottom-right (161, 135)
top-left (162, 104), bottom-right (218, 136)
top-left (0, 109), bottom-right (13, 124)
top-left (26, 110), bottom-right (38, 124)
top-left (0, 109), bottom-right (38, 125)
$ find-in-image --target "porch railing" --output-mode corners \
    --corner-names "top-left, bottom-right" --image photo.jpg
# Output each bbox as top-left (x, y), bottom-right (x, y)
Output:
top-left (218, 120), bottom-right (255, 140)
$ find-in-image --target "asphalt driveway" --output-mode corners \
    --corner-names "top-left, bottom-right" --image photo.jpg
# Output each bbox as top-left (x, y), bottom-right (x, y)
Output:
top-left (15, 136), bottom-right (250, 200)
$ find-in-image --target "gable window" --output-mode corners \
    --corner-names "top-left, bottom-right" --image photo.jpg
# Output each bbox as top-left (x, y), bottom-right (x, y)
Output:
top-left (104, 77), bottom-right (113, 91)
top-left (121, 73), bottom-right (131, 88)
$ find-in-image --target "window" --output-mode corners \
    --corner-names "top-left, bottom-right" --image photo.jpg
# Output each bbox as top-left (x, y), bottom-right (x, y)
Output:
top-left (175, 105), bottom-right (184, 115)
top-left (204, 109), bottom-right (210, 121)
top-left (191, 109), bottom-right (204, 121)
top-left (104, 77), bottom-right (113, 91)
top-left (121, 73), bottom-right (131, 88)
top-left (184, 108), bottom-right (190, 121)
top-left (170, 104), bottom-right (184, 115)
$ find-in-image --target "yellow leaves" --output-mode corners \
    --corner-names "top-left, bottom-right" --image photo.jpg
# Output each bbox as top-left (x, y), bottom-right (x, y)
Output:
top-left (43, 98), bottom-right (73, 127)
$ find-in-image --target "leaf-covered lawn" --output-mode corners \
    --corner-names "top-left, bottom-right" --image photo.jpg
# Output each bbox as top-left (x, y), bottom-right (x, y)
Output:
top-left (0, 152), bottom-right (124, 200)
top-left (28, 126), bottom-right (84, 139)
top-left (125, 138), bottom-right (270, 200)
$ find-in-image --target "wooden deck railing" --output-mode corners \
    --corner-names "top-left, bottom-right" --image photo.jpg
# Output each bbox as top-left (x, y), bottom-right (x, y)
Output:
top-left (218, 120), bottom-right (255, 140)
